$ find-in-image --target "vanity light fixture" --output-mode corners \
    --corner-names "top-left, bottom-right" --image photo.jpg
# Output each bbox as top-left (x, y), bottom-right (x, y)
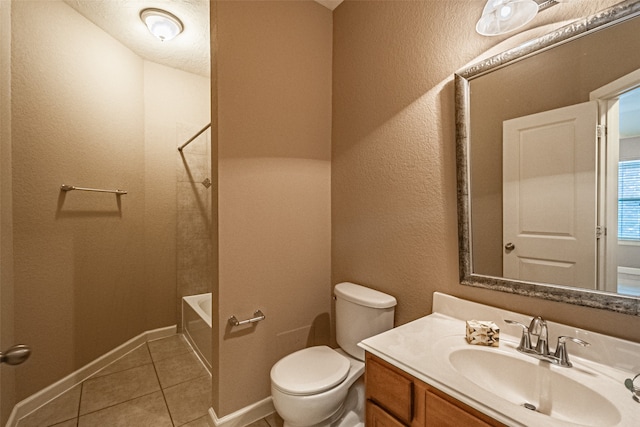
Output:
top-left (476, 0), bottom-right (539, 36)
top-left (476, 0), bottom-right (574, 36)
top-left (140, 8), bottom-right (184, 42)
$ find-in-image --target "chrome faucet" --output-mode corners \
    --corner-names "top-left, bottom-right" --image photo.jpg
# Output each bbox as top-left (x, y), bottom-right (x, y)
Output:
top-left (505, 317), bottom-right (590, 367)
top-left (529, 316), bottom-right (550, 356)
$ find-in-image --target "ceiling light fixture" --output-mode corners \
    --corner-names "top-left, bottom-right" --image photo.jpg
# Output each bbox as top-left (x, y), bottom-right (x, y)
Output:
top-left (140, 8), bottom-right (184, 42)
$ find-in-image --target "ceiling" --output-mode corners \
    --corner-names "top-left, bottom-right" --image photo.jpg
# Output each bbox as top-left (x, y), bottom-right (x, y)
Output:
top-left (314, 0), bottom-right (343, 10)
top-left (64, 0), bottom-right (637, 137)
top-left (64, 0), bottom-right (342, 78)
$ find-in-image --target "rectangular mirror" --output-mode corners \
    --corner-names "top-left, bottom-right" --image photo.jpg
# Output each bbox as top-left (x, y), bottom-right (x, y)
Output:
top-left (456, 0), bottom-right (640, 315)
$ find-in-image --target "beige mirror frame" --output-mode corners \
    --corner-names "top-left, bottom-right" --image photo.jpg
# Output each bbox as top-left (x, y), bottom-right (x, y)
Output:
top-left (455, 0), bottom-right (640, 316)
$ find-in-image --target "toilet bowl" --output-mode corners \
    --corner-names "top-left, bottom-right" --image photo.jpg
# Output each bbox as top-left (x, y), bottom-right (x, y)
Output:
top-left (271, 347), bottom-right (364, 427)
top-left (270, 283), bottom-right (396, 427)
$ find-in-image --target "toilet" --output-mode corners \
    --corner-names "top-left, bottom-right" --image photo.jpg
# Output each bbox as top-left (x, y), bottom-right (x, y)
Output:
top-left (270, 282), bottom-right (397, 427)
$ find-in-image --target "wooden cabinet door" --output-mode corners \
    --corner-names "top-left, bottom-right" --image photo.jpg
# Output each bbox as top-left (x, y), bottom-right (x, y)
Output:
top-left (366, 401), bottom-right (406, 427)
top-left (365, 353), bottom-right (413, 425)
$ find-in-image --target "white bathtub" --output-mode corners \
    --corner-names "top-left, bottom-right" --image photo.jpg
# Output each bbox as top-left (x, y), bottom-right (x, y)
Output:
top-left (182, 293), bottom-right (212, 372)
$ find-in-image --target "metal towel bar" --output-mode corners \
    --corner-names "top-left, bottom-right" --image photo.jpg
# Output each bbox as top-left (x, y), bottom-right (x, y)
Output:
top-left (228, 310), bottom-right (265, 327)
top-left (61, 184), bottom-right (127, 195)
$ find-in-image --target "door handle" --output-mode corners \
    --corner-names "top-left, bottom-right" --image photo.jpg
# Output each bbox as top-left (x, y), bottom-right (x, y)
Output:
top-left (0, 344), bottom-right (31, 365)
top-left (505, 242), bottom-right (515, 251)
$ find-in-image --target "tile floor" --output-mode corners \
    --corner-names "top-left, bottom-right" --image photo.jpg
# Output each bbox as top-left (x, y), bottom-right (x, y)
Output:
top-left (15, 334), bottom-right (282, 427)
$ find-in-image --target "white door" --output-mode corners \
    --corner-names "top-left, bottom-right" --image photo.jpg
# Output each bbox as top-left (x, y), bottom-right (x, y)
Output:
top-left (503, 101), bottom-right (598, 288)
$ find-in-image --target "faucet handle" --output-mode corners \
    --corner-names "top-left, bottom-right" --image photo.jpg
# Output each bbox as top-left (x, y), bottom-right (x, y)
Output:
top-left (554, 336), bottom-right (590, 367)
top-left (504, 319), bottom-right (532, 351)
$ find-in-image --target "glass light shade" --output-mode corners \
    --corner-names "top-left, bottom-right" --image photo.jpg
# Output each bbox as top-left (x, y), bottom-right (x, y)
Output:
top-left (140, 8), bottom-right (183, 42)
top-left (476, 0), bottom-right (539, 36)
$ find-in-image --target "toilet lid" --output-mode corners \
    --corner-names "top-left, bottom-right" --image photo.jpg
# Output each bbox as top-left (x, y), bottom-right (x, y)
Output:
top-left (271, 346), bottom-right (350, 396)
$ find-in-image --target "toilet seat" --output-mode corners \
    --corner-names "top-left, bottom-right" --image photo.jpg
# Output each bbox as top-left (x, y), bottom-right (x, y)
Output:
top-left (271, 346), bottom-right (350, 396)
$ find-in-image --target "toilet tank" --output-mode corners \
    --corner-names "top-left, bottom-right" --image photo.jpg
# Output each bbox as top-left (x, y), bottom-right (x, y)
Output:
top-left (334, 282), bottom-right (397, 361)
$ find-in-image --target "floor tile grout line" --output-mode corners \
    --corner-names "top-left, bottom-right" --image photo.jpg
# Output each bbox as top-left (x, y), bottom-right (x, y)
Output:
top-left (83, 343), bottom-right (153, 383)
top-left (74, 388), bottom-right (164, 420)
top-left (88, 359), bottom-right (156, 382)
top-left (160, 371), bottom-right (212, 392)
top-left (149, 342), bottom-right (179, 427)
top-left (159, 373), bottom-right (213, 427)
top-left (77, 342), bottom-right (165, 421)
top-left (153, 334), bottom-right (212, 426)
top-left (152, 335), bottom-right (210, 391)
top-left (16, 382), bottom-right (84, 427)
top-left (74, 381), bottom-right (84, 426)
top-left (35, 384), bottom-right (82, 427)
top-left (152, 349), bottom-right (200, 370)
top-left (147, 335), bottom-right (194, 362)
top-left (149, 347), bottom-right (194, 364)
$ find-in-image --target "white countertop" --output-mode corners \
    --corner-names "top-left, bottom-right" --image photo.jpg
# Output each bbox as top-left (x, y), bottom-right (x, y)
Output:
top-left (358, 293), bottom-right (640, 427)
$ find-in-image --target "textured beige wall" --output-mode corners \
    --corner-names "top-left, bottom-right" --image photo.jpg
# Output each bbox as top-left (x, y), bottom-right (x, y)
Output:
top-left (217, 0), bottom-right (332, 416)
top-left (332, 0), bottom-right (640, 343)
top-left (1, 0), bottom-right (16, 423)
top-left (10, 1), bottom-right (195, 399)
top-left (12, 0), bottom-right (143, 399)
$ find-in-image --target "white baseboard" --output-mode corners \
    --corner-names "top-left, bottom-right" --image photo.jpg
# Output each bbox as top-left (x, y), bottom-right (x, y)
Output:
top-left (208, 397), bottom-right (275, 427)
top-left (6, 325), bottom-right (176, 427)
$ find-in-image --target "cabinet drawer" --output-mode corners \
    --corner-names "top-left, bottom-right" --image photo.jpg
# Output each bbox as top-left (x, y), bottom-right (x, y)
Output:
top-left (366, 401), bottom-right (406, 427)
top-left (365, 353), bottom-right (413, 425)
top-left (425, 389), bottom-right (500, 427)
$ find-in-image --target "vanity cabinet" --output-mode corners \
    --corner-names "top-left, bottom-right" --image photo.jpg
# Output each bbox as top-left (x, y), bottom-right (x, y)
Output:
top-left (365, 352), bottom-right (505, 427)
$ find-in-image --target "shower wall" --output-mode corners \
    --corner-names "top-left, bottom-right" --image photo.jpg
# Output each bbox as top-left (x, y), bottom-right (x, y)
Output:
top-left (176, 123), bottom-right (212, 322)
top-left (143, 62), bottom-right (211, 325)
top-left (10, 0), bottom-right (208, 401)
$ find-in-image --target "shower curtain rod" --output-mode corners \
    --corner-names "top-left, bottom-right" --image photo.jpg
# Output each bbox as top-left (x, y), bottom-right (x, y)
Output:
top-left (178, 123), bottom-right (211, 152)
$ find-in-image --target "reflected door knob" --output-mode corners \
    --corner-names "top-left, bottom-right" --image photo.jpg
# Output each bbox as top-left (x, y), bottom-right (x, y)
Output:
top-left (505, 242), bottom-right (515, 251)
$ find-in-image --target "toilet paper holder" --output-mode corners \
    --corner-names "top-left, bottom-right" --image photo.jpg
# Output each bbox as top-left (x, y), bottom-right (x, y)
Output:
top-left (228, 310), bottom-right (265, 327)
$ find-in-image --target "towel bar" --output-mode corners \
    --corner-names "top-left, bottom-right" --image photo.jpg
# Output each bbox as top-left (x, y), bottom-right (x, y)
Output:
top-left (61, 184), bottom-right (127, 195)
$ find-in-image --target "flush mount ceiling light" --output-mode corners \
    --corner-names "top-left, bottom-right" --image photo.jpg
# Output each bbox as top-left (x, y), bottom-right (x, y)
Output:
top-left (476, 0), bottom-right (539, 36)
top-left (140, 8), bottom-right (184, 42)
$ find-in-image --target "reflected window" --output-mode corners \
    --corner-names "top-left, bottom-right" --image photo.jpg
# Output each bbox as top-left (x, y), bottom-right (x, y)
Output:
top-left (619, 160), bottom-right (640, 241)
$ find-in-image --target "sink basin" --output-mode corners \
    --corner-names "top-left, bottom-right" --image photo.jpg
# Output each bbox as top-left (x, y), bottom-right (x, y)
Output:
top-left (449, 348), bottom-right (621, 426)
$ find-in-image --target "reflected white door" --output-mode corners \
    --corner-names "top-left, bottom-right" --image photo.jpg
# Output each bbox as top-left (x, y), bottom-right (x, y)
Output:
top-left (503, 101), bottom-right (598, 288)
